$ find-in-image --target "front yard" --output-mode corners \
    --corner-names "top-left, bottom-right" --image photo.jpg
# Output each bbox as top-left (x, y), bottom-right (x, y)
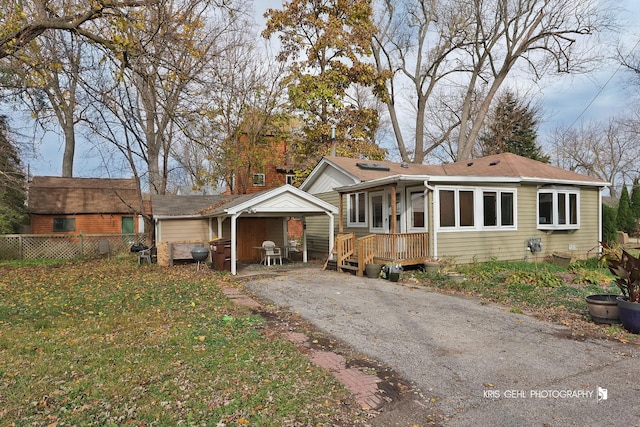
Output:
top-left (2, 255), bottom-right (636, 425)
top-left (0, 258), bottom-right (366, 426)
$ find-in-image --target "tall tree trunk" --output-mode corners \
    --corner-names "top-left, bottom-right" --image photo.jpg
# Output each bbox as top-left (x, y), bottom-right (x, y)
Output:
top-left (61, 108), bottom-right (76, 177)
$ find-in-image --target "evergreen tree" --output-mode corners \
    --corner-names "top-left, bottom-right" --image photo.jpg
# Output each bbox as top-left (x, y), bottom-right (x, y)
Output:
top-left (0, 116), bottom-right (27, 234)
top-left (602, 204), bottom-right (617, 244)
top-left (630, 177), bottom-right (640, 233)
top-left (617, 185), bottom-right (635, 235)
top-left (479, 91), bottom-right (549, 162)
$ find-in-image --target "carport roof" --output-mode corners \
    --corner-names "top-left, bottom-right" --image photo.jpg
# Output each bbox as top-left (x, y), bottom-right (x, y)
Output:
top-left (151, 185), bottom-right (337, 220)
top-left (150, 194), bottom-right (240, 218)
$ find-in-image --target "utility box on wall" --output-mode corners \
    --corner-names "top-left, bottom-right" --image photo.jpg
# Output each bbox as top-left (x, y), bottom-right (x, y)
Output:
top-left (527, 237), bottom-right (542, 254)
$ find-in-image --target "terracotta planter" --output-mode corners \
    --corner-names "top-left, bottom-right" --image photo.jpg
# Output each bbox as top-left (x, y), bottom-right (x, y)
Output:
top-left (616, 297), bottom-right (640, 334)
top-left (585, 294), bottom-right (620, 324)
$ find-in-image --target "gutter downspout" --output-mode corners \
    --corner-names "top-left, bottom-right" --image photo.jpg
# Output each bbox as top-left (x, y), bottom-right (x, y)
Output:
top-left (424, 178), bottom-right (437, 259)
top-left (598, 187), bottom-right (604, 254)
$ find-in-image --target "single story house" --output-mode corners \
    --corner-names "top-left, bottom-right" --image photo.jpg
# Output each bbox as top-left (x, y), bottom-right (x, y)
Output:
top-left (28, 176), bottom-right (144, 236)
top-left (151, 184), bottom-right (338, 274)
top-left (299, 153), bottom-right (609, 274)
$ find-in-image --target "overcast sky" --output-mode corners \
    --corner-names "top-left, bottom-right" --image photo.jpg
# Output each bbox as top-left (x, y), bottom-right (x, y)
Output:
top-left (19, 0), bottom-right (640, 178)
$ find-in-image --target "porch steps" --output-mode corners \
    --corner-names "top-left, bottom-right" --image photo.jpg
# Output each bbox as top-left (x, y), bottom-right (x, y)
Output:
top-left (339, 264), bottom-right (358, 272)
top-left (338, 257), bottom-right (359, 275)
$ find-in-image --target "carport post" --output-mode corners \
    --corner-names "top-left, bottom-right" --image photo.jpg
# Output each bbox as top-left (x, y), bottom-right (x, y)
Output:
top-left (230, 213), bottom-right (239, 275)
top-left (327, 212), bottom-right (334, 257)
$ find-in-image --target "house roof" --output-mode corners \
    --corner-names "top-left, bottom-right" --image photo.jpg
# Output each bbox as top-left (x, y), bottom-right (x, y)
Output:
top-left (302, 153), bottom-right (609, 192)
top-left (322, 156), bottom-right (445, 181)
top-left (28, 176), bottom-right (141, 214)
top-left (439, 153), bottom-right (608, 185)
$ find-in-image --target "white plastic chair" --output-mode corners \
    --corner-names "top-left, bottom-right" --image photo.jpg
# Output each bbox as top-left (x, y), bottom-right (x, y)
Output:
top-left (261, 240), bottom-right (282, 266)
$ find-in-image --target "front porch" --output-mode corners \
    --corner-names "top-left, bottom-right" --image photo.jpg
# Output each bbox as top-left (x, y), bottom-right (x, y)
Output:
top-left (332, 232), bottom-right (429, 276)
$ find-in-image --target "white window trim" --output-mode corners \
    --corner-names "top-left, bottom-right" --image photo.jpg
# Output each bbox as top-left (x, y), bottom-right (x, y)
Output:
top-left (407, 187), bottom-right (427, 232)
top-left (369, 190), bottom-right (385, 232)
top-left (537, 187), bottom-right (580, 230)
top-left (252, 173), bottom-right (265, 186)
top-left (347, 192), bottom-right (368, 228)
top-left (481, 189), bottom-right (517, 229)
top-left (436, 186), bottom-right (518, 232)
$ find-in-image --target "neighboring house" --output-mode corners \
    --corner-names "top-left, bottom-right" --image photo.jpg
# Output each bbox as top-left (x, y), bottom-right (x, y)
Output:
top-left (221, 132), bottom-right (303, 241)
top-left (28, 176), bottom-right (144, 236)
top-left (222, 133), bottom-right (295, 195)
top-left (299, 153), bottom-right (609, 274)
top-left (151, 185), bottom-right (338, 274)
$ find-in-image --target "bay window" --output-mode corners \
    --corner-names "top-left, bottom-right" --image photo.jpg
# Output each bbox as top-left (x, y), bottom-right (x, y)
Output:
top-left (537, 188), bottom-right (579, 230)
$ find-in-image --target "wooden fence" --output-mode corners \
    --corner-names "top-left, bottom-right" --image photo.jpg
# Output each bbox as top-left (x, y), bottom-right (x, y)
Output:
top-left (0, 233), bottom-right (147, 260)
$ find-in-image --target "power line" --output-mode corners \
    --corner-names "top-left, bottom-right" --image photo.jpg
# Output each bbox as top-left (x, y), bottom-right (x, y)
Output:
top-left (566, 37), bottom-right (640, 130)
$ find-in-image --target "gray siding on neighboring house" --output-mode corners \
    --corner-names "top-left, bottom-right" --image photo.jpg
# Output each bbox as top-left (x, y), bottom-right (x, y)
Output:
top-left (435, 185), bottom-right (602, 264)
top-left (304, 192), bottom-right (337, 259)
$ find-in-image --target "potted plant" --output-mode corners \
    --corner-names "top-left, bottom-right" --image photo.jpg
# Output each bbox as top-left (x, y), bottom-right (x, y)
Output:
top-left (600, 242), bottom-right (640, 333)
top-left (423, 258), bottom-right (440, 275)
top-left (365, 263), bottom-right (383, 279)
top-left (584, 294), bottom-right (620, 324)
top-left (438, 256), bottom-right (465, 283)
top-left (383, 263), bottom-right (402, 282)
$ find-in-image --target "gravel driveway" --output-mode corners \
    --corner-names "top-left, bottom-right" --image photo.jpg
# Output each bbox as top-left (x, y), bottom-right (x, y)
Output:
top-left (242, 265), bottom-right (639, 426)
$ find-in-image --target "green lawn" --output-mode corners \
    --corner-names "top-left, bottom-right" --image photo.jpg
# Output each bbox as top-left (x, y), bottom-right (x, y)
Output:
top-left (0, 258), bottom-right (363, 426)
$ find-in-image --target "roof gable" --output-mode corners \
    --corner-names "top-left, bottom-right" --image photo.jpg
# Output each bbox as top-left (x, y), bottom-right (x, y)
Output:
top-left (212, 184), bottom-right (338, 215)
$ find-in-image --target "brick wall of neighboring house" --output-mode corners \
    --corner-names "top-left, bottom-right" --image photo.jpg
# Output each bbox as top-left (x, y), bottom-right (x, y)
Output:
top-left (223, 136), bottom-right (292, 195)
top-left (287, 217), bottom-right (303, 241)
top-left (30, 214), bottom-right (138, 235)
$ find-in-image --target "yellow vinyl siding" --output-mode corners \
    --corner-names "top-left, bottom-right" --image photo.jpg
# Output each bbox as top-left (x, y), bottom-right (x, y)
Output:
top-left (159, 218), bottom-right (210, 243)
top-left (435, 185), bottom-right (601, 264)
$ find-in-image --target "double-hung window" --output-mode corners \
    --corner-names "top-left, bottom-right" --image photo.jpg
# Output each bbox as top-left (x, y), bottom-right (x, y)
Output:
top-left (408, 189), bottom-right (426, 230)
top-left (483, 191), bottom-right (514, 227)
top-left (439, 189), bottom-right (475, 228)
top-left (347, 192), bottom-right (367, 227)
top-left (537, 188), bottom-right (579, 230)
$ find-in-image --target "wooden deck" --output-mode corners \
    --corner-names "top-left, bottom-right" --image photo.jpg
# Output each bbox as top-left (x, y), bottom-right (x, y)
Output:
top-left (333, 232), bottom-right (429, 276)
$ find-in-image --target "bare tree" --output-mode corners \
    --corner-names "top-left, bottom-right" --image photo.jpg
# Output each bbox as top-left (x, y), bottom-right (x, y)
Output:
top-left (176, 37), bottom-right (290, 194)
top-left (3, 31), bottom-right (90, 177)
top-left (551, 118), bottom-right (639, 198)
top-left (83, 0), bottom-right (251, 196)
top-left (373, 0), bottom-right (614, 163)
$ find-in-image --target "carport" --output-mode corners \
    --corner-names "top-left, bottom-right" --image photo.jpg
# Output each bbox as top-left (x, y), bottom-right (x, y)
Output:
top-left (202, 185), bottom-right (338, 275)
